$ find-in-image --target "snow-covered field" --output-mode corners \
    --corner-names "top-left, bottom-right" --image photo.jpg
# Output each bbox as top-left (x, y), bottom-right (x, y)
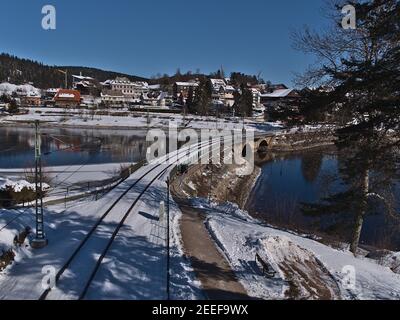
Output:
top-left (192, 199), bottom-right (400, 300)
top-left (0, 107), bottom-right (282, 132)
top-left (0, 163), bottom-right (132, 185)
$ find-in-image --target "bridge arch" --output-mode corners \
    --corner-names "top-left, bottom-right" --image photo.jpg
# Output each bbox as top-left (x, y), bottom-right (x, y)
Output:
top-left (242, 143), bottom-right (253, 158)
top-left (257, 140), bottom-right (269, 153)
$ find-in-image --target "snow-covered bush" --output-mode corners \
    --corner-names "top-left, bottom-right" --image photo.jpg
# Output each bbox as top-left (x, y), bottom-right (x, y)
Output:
top-left (0, 179), bottom-right (49, 208)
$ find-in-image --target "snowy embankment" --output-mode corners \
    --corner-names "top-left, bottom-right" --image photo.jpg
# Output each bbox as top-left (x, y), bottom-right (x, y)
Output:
top-left (0, 162), bottom-right (133, 203)
top-left (0, 178), bottom-right (49, 192)
top-left (192, 199), bottom-right (400, 300)
top-left (0, 83), bottom-right (41, 96)
top-left (0, 163), bottom-right (132, 185)
top-left (0, 107), bottom-right (282, 132)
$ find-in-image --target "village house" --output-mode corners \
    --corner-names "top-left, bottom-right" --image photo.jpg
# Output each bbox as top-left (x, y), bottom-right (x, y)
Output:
top-left (210, 79), bottom-right (235, 107)
top-left (140, 91), bottom-right (167, 107)
top-left (20, 95), bottom-right (42, 107)
top-left (250, 88), bottom-right (261, 108)
top-left (72, 74), bottom-right (100, 96)
top-left (103, 77), bottom-right (149, 98)
top-left (100, 89), bottom-right (133, 107)
top-left (54, 89), bottom-right (81, 108)
top-left (173, 81), bottom-right (199, 104)
top-left (260, 87), bottom-right (301, 118)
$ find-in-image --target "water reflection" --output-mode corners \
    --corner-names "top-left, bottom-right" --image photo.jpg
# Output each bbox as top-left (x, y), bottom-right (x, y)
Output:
top-left (248, 147), bottom-right (400, 250)
top-left (0, 126), bottom-right (148, 168)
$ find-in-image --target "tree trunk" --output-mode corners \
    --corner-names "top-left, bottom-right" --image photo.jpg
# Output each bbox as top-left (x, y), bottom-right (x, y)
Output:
top-left (350, 169), bottom-right (369, 256)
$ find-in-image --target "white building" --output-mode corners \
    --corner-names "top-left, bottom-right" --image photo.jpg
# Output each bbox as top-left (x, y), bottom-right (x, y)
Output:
top-left (101, 90), bottom-right (133, 106)
top-left (107, 77), bottom-right (149, 98)
top-left (210, 79), bottom-right (236, 107)
top-left (250, 88), bottom-right (261, 108)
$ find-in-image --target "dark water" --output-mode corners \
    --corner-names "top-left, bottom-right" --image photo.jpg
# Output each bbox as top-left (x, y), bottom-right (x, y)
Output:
top-left (0, 126), bottom-right (148, 168)
top-left (247, 148), bottom-right (400, 250)
top-left (3, 126), bottom-right (399, 250)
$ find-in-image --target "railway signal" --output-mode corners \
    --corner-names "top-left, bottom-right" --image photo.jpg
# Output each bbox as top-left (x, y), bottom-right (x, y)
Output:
top-left (31, 120), bottom-right (48, 249)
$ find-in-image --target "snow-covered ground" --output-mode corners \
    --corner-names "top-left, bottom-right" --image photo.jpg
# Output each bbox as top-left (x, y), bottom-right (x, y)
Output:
top-left (0, 162), bottom-right (133, 203)
top-left (0, 171), bottom-right (201, 300)
top-left (0, 83), bottom-right (41, 97)
top-left (0, 178), bottom-right (49, 192)
top-left (0, 107), bottom-right (282, 132)
top-left (0, 163), bottom-right (132, 185)
top-left (0, 142), bottom-right (217, 300)
top-left (192, 199), bottom-right (400, 300)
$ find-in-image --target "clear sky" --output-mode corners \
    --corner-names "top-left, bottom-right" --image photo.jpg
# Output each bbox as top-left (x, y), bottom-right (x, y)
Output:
top-left (0, 0), bottom-right (329, 86)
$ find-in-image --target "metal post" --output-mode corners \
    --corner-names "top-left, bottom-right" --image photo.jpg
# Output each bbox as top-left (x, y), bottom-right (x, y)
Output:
top-left (31, 120), bottom-right (47, 249)
top-left (166, 176), bottom-right (170, 300)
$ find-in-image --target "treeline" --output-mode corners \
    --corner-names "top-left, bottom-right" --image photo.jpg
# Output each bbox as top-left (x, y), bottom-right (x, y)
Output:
top-left (185, 79), bottom-right (254, 117)
top-left (152, 68), bottom-right (265, 86)
top-left (0, 53), bottom-right (147, 89)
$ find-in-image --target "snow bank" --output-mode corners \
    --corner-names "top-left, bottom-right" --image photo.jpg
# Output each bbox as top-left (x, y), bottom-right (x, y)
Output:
top-left (0, 178), bottom-right (49, 192)
top-left (198, 199), bottom-right (400, 300)
top-left (0, 83), bottom-right (41, 96)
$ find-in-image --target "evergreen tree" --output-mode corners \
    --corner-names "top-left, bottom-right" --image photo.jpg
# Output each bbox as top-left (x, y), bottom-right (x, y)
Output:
top-left (295, 0), bottom-right (400, 255)
top-left (7, 99), bottom-right (19, 114)
top-left (234, 84), bottom-right (253, 117)
top-left (192, 78), bottom-right (212, 116)
top-left (186, 86), bottom-right (195, 113)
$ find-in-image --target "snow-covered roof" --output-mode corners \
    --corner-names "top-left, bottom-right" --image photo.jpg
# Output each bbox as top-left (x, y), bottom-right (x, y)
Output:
top-left (54, 89), bottom-right (81, 101)
top-left (175, 82), bottom-right (199, 87)
top-left (58, 93), bottom-right (75, 98)
top-left (260, 89), bottom-right (294, 98)
top-left (110, 79), bottom-right (149, 88)
top-left (148, 84), bottom-right (161, 90)
top-left (72, 75), bottom-right (94, 81)
top-left (210, 79), bottom-right (226, 86)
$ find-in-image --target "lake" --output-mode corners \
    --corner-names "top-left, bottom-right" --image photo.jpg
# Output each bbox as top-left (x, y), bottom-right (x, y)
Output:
top-left (247, 148), bottom-right (400, 251)
top-left (0, 126), bottom-right (148, 168)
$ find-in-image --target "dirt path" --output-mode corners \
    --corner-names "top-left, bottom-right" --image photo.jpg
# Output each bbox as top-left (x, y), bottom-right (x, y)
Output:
top-left (179, 204), bottom-right (251, 300)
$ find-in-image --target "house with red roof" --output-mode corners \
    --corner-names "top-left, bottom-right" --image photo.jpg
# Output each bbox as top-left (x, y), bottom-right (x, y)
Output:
top-left (54, 89), bottom-right (81, 107)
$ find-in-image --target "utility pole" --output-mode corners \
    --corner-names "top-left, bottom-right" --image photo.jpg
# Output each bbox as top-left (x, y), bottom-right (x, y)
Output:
top-left (166, 176), bottom-right (170, 300)
top-left (31, 120), bottom-right (48, 249)
top-left (57, 69), bottom-right (68, 89)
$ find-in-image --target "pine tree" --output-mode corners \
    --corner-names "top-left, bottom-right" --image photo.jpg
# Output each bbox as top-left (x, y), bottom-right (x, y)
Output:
top-left (295, 0), bottom-right (400, 255)
top-left (234, 84), bottom-right (253, 117)
top-left (192, 78), bottom-right (212, 116)
top-left (186, 86), bottom-right (195, 113)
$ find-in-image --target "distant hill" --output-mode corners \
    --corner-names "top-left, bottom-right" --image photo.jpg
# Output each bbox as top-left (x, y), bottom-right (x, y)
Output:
top-left (0, 53), bottom-right (148, 89)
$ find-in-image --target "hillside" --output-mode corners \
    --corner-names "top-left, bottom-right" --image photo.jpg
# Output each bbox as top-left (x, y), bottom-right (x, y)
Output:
top-left (0, 53), bottom-right (147, 89)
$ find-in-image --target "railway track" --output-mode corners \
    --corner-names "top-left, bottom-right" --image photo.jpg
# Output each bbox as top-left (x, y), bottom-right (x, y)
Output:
top-left (39, 138), bottom-right (219, 300)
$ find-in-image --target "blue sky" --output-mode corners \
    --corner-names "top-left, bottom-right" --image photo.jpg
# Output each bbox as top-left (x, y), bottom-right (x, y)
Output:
top-left (0, 0), bottom-right (329, 86)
